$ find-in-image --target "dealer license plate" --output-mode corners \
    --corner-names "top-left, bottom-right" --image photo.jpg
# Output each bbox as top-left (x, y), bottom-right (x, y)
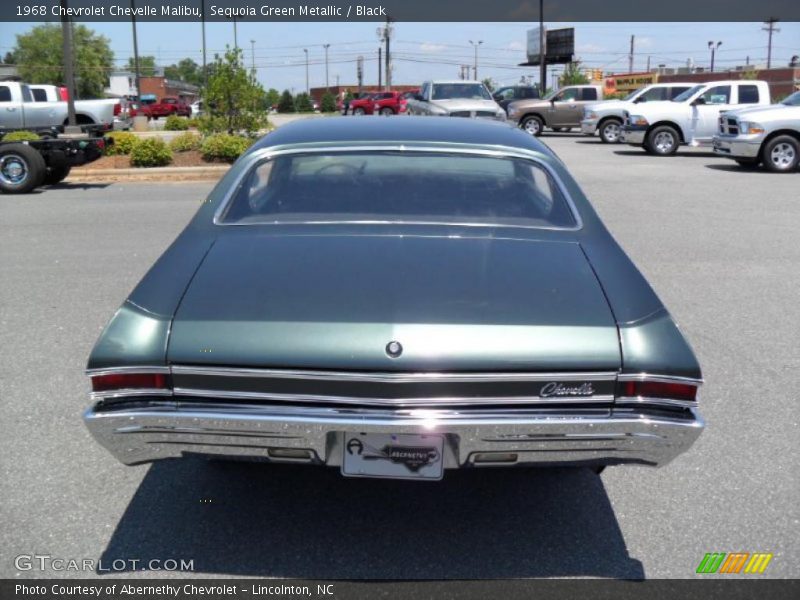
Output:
top-left (341, 433), bottom-right (445, 480)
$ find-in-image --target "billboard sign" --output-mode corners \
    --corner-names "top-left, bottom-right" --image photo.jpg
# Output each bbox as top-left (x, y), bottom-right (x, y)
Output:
top-left (523, 27), bottom-right (574, 66)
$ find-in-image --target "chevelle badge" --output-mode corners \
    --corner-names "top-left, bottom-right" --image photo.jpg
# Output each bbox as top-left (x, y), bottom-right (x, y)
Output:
top-left (539, 382), bottom-right (596, 398)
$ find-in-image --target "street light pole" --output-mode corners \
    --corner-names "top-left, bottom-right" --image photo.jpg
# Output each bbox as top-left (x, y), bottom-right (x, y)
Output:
top-left (303, 48), bottom-right (309, 94)
top-left (539, 0), bottom-right (546, 96)
top-left (130, 0), bottom-right (141, 106)
top-left (323, 43), bottom-right (330, 91)
top-left (469, 40), bottom-right (483, 80)
top-left (201, 0), bottom-right (207, 89)
top-left (60, 0), bottom-right (77, 129)
top-left (233, 18), bottom-right (238, 53)
top-left (708, 41), bottom-right (722, 72)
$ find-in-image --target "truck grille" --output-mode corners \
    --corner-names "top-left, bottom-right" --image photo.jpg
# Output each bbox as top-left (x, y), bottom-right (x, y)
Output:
top-left (449, 110), bottom-right (498, 118)
top-left (719, 116), bottom-right (739, 135)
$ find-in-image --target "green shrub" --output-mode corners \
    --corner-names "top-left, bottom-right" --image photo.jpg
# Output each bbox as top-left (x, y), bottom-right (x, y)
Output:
top-left (2, 130), bottom-right (41, 142)
top-left (169, 132), bottom-right (202, 152)
top-left (186, 117), bottom-right (200, 128)
top-left (320, 92), bottom-right (337, 113)
top-left (196, 114), bottom-right (229, 135)
top-left (129, 137), bottom-right (172, 167)
top-left (163, 115), bottom-right (189, 131)
top-left (200, 134), bottom-right (252, 163)
top-left (277, 89), bottom-right (295, 113)
top-left (105, 131), bottom-right (138, 155)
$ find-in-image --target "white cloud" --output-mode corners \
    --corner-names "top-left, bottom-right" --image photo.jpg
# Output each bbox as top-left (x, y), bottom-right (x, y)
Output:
top-left (577, 43), bottom-right (606, 53)
top-left (506, 41), bottom-right (524, 51)
top-left (636, 37), bottom-right (655, 49)
top-left (420, 42), bottom-right (446, 53)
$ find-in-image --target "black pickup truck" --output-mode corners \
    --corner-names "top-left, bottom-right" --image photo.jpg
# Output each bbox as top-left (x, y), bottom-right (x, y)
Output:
top-left (0, 128), bottom-right (110, 193)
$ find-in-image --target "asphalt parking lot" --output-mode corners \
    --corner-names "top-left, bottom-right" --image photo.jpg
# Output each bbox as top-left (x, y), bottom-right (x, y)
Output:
top-left (1, 134), bottom-right (798, 580)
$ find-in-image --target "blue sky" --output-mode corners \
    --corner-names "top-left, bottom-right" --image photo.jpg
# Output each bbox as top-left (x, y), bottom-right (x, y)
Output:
top-left (1, 20), bottom-right (798, 92)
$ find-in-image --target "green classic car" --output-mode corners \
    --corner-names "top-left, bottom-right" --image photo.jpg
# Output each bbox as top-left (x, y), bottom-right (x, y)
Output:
top-left (84, 117), bottom-right (703, 481)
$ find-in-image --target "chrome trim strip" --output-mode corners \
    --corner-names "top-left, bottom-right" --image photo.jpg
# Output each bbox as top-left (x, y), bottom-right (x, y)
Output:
top-left (90, 388), bottom-right (172, 401)
top-left (172, 387), bottom-right (615, 406)
top-left (170, 365), bottom-right (618, 383)
top-left (86, 366), bottom-right (171, 377)
top-left (615, 397), bottom-right (698, 409)
top-left (210, 144), bottom-right (584, 232)
top-left (617, 373), bottom-right (704, 386)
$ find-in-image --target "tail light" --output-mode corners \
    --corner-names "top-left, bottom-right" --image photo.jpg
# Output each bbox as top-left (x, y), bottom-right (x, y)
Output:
top-left (617, 379), bottom-right (698, 402)
top-left (113, 102), bottom-right (122, 116)
top-left (59, 86), bottom-right (69, 101)
top-left (91, 372), bottom-right (170, 393)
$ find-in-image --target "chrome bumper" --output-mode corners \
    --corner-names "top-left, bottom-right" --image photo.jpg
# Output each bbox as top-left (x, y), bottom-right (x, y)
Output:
top-left (621, 128), bottom-right (646, 145)
top-left (712, 135), bottom-right (763, 159)
top-left (84, 402), bottom-right (704, 471)
top-left (580, 119), bottom-right (598, 135)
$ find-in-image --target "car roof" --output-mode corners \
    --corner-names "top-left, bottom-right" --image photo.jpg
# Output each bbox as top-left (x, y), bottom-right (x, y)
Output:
top-left (252, 116), bottom-right (554, 156)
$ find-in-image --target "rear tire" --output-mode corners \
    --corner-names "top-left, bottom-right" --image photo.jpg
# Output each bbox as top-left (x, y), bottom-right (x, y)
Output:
top-left (598, 118), bottom-right (623, 144)
top-left (761, 135), bottom-right (799, 173)
top-left (0, 143), bottom-right (46, 194)
top-left (380, 107), bottom-right (393, 116)
top-left (521, 115), bottom-right (544, 136)
top-left (43, 164), bottom-right (71, 185)
top-left (353, 107), bottom-right (366, 116)
top-left (645, 125), bottom-right (679, 156)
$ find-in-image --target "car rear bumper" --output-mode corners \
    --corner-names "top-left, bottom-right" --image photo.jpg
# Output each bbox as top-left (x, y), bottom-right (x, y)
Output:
top-left (712, 135), bottom-right (762, 159)
top-left (84, 401), bottom-right (704, 471)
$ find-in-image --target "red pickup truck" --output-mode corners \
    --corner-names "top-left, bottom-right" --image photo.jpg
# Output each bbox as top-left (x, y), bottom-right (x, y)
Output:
top-left (373, 91), bottom-right (413, 115)
top-left (134, 97), bottom-right (191, 119)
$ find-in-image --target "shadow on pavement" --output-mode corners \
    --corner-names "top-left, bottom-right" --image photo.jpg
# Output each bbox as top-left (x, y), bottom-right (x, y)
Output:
top-left (48, 182), bottom-right (112, 190)
top-left (704, 164), bottom-right (779, 174)
top-left (613, 150), bottom-right (719, 158)
top-left (100, 458), bottom-right (645, 579)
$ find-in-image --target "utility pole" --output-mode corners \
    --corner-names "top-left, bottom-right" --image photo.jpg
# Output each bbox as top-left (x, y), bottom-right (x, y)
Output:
top-left (233, 17), bottom-right (238, 53)
top-left (538, 0), bottom-right (546, 96)
top-left (303, 48), bottom-right (309, 93)
top-left (130, 0), bottom-right (141, 106)
top-left (628, 35), bottom-right (635, 73)
top-left (377, 18), bottom-right (393, 90)
top-left (469, 40), bottom-right (483, 79)
top-left (646, 55), bottom-right (651, 72)
top-left (323, 43), bottom-right (330, 91)
top-left (60, 0), bottom-right (77, 129)
top-left (708, 41), bottom-right (722, 73)
top-left (378, 47), bottom-right (382, 89)
top-left (201, 0), bottom-right (207, 89)
top-left (250, 40), bottom-right (256, 78)
top-left (763, 18), bottom-right (779, 69)
top-left (357, 55), bottom-right (364, 94)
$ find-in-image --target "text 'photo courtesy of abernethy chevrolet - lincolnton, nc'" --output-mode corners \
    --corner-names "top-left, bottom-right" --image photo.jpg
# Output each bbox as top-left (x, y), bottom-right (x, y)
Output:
top-left (83, 117), bottom-right (704, 481)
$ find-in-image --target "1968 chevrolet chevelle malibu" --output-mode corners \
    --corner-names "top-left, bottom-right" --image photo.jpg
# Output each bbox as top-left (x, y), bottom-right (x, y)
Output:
top-left (84, 117), bottom-right (704, 480)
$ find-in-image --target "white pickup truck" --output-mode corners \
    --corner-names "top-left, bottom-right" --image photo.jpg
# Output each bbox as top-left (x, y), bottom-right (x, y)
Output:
top-left (620, 80), bottom-right (772, 155)
top-left (0, 81), bottom-right (119, 132)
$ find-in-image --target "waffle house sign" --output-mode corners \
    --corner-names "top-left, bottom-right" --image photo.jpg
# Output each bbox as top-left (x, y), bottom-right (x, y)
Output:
top-left (605, 72), bottom-right (659, 94)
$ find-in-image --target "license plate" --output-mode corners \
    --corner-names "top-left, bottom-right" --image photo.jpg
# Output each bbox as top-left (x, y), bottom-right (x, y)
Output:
top-left (341, 433), bottom-right (445, 480)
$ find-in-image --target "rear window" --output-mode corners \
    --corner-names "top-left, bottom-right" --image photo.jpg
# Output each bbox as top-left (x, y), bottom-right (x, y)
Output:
top-left (220, 152), bottom-right (577, 229)
top-left (0, 86), bottom-right (10, 102)
top-left (738, 85), bottom-right (760, 104)
top-left (581, 88), bottom-right (598, 101)
top-left (31, 88), bottom-right (48, 102)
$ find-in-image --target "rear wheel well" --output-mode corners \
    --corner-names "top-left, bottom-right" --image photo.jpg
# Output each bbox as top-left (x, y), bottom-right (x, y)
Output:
top-left (63, 114), bottom-right (96, 126)
top-left (647, 121), bottom-right (685, 143)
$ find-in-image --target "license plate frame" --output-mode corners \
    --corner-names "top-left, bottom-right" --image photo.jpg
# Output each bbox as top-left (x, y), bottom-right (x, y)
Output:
top-left (341, 432), bottom-right (445, 480)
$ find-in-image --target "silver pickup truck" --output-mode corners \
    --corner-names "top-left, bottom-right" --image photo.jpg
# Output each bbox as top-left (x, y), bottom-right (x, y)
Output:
top-left (405, 80), bottom-right (506, 121)
top-left (712, 91), bottom-right (800, 172)
top-left (0, 81), bottom-right (118, 131)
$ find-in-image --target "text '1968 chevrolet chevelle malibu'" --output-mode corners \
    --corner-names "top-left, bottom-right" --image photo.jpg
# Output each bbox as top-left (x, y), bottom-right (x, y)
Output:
top-left (84, 117), bottom-right (704, 481)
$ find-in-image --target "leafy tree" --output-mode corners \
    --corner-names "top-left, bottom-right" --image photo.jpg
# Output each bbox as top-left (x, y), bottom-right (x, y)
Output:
top-left (2, 51), bottom-right (16, 65)
top-left (481, 77), bottom-right (497, 92)
top-left (558, 61), bottom-right (590, 86)
top-left (277, 89), bottom-right (295, 113)
top-left (264, 88), bottom-right (280, 109)
top-left (164, 58), bottom-right (203, 86)
top-left (12, 23), bottom-right (114, 98)
top-left (294, 92), bottom-right (314, 113)
top-left (320, 92), bottom-right (336, 113)
top-left (126, 55), bottom-right (156, 77)
top-left (204, 46), bottom-right (266, 134)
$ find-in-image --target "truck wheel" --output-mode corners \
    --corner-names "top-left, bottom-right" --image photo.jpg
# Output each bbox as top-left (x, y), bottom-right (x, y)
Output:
top-left (521, 115), bottom-right (544, 136)
top-left (353, 107), bottom-right (366, 116)
top-left (645, 125), bottom-right (679, 156)
top-left (380, 107), bottom-right (394, 116)
top-left (43, 164), bottom-right (72, 185)
top-left (0, 143), bottom-right (46, 194)
top-left (762, 135), bottom-right (799, 173)
top-left (599, 118), bottom-right (623, 144)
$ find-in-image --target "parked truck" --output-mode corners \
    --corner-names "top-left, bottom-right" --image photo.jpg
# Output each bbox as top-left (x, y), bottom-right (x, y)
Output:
top-left (620, 80), bottom-right (772, 155)
top-left (507, 85), bottom-right (604, 135)
top-left (0, 81), bottom-right (120, 132)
